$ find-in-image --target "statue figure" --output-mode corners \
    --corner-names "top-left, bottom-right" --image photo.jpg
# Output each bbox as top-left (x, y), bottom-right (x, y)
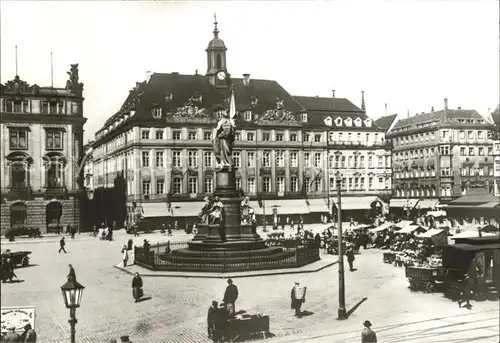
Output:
top-left (212, 111), bottom-right (235, 169)
top-left (209, 196), bottom-right (224, 225)
top-left (65, 64), bottom-right (84, 95)
top-left (198, 196), bottom-right (214, 224)
top-left (240, 196), bottom-right (254, 224)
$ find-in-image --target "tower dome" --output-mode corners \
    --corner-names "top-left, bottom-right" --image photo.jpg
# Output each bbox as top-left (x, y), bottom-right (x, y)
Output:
top-left (206, 15), bottom-right (227, 51)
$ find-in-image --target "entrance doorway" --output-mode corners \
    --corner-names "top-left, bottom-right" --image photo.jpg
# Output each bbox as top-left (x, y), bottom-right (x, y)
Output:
top-left (46, 201), bottom-right (63, 232)
top-left (10, 202), bottom-right (27, 228)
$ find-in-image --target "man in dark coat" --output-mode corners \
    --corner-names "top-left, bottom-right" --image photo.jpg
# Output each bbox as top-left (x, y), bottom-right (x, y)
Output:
top-left (214, 303), bottom-right (229, 342)
top-left (207, 301), bottom-right (218, 339)
top-left (346, 247), bottom-right (355, 271)
top-left (458, 274), bottom-right (472, 309)
top-left (68, 264), bottom-right (76, 282)
top-left (58, 237), bottom-right (67, 253)
top-left (223, 279), bottom-right (238, 316)
top-left (291, 282), bottom-right (306, 317)
top-left (20, 323), bottom-right (37, 342)
top-left (361, 320), bottom-right (377, 342)
top-left (132, 272), bottom-right (143, 302)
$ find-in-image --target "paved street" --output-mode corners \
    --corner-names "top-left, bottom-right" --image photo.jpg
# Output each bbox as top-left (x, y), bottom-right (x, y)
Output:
top-left (1, 230), bottom-right (498, 343)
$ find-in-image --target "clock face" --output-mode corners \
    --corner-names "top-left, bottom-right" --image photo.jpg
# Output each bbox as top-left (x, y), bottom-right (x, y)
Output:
top-left (216, 71), bottom-right (226, 81)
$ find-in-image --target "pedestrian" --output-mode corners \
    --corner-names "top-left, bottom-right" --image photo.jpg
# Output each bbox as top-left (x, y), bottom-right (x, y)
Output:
top-left (458, 274), bottom-right (472, 309)
top-left (20, 323), bottom-right (37, 342)
top-left (66, 223), bottom-right (71, 235)
top-left (58, 237), bottom-right (67, 253)
top-left (223, 279), bottom-right (238, 316)
top-left (132, 272), bottom-right (143, 302)
top-left (346, 247), bottom-right (355, 271)
top-left (71, 225), bottom-right (76, 239)
top-left (361, 320), bottom-right (377, 342)
top-left (93, 225), bottom-right (98, 237)
top-left (122, 246), bottom-right (129, 267)
top-left (214, 303), bottom-right (229, 342)
top-left (290, 281), bottom-right (306, 318)
top-left (3, 258), bottom-right (16, 283)
top-left (167, 223), bottom-right (173, 236)
top-left (3, 327), bottom-right (20, 343)
top-left (207, 300), bottom-right (218, 339)
top-left (68, 264), bottom-right (76, 282)
top-left (127, 239), bottom-right (133, 251)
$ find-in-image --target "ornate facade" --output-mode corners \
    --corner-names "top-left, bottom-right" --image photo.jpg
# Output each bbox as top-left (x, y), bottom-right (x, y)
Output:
top-left (386, 99), bottom-right (497, 214)
top-left (0, 65), bottom-right (86, 234)
top-left (90, 21), bottom-right (391, 223)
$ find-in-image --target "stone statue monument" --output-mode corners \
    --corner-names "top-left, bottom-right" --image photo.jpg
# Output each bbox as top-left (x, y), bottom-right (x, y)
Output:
top-left (212, 111), bottom-right (236, 169)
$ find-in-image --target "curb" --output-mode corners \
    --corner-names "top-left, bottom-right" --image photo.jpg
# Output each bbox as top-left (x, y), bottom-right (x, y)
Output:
top-left (1, 236), bottom-right (99, 245)
top-left (113, 259), bottom-right (338, 279)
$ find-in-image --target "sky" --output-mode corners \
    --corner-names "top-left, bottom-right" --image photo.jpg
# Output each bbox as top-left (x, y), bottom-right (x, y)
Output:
top-left (1, 0), bottom-right (499, 142)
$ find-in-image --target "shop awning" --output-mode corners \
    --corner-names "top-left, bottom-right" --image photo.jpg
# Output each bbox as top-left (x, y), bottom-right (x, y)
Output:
top-left (451, 231), bottom-right (496, 239)
top-left (416, 199), bottom-right (439, 209)
top-left (332, 196), bottom-right (381, 210)
top-left (398, 224), bottom-right (427, 234)
top-left (426, 210), bottom-right (447, 217)
top-left (141, 202), bottom-right (171, 218)
top-left (308, 198), bottom-right (330, 213)
top-left (370, 222), bottom-right (393, 232)
top-left (392, 220), bottom-right (414, 230)
top-left (264, 199), bottom-right (310, 215)
top-left (418, 228), bottom-right (445, 238)
top-left (390, 198), bottom-right (418, 208)
top-left (169, 201), bottom-right (205, 217)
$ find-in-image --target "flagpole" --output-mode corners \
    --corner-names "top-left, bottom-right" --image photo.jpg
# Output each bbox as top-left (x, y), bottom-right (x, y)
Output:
top-left (15, 45), bottom-right (18, 76)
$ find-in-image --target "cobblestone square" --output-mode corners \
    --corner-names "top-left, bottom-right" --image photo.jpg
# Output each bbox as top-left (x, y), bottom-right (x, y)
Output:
top-left (1, 231), bottom-right (498, 343)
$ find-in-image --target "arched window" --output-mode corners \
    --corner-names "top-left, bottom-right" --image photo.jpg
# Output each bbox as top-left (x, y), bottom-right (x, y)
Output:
top-left (6, 152), bottom-right (32, 189)
top-left (216, 53), bottom-right (223, 70)
top-left (46, 201), bottom-right (63, 231)
top-left (43, 153), bottom-right (67, 188)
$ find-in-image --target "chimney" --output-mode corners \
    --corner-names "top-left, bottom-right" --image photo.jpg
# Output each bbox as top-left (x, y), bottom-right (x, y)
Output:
top-left (444, 98), bottom-right (448, 110)
top-left (145, 70), bottom-right (152, 83)
top-left (385, 103), bottom-right (388, 116)
top-left (458, 106), bottom-right (462, 110)
top-left (243, 73), bottom-right (250, 86)
top-left (332, 89), bottom-right (336, 98)
top-left (431, 106), bottom-right (434, 112)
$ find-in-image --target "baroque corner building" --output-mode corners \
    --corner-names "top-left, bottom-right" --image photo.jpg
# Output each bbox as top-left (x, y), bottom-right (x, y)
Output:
top-left (0, 65), bottom-right (86, 235)
top-left (91, 21), bottom-right (392, 225)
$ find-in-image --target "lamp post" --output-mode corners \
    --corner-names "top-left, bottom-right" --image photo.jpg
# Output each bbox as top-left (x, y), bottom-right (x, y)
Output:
top-left (336, 172), bottom-right (347, 320)
top-left (61, 278), bottom-right (85, 343)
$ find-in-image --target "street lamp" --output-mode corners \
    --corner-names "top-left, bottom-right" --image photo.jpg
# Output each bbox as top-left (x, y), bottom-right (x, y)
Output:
top-left (61, 278), bottom-right (85, 343)
top-left (335, 172), bottom-right (347, 320)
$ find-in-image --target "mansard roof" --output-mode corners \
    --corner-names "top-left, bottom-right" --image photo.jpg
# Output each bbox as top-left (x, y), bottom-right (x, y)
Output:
top-left (392, 109), bottom-right (491, 131)
top-left (375, 114), bottom-right (398, 131)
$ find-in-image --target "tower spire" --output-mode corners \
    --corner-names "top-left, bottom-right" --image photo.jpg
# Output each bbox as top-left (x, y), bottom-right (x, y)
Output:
top-left (361, 90), bottom-right (366, 111)
top-left (213, 13), bottom-right (219, 38)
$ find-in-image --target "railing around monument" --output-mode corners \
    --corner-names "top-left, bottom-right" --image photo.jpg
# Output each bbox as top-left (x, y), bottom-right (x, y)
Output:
top-left (134, 239), bottom-right (320, 272)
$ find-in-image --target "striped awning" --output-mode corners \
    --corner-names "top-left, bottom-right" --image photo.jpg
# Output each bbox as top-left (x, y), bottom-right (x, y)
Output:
top-left (141, 202), bottom-right (170, 218)
top-left (308, 198), bottom-right (330, 213)
top-left (416, 199), bottom-right (439, 209)
top-left (169, 201), bottom-right (205, 217)
top-left (331, 196), bottom-right (381, 210)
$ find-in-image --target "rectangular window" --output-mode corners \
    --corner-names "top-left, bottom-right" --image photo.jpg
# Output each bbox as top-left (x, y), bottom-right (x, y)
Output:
top-left (303, 133), bottom-right (310, 142)
top-left (233, 152), bottom-right (241, 167)
top-left (290, 177), bottom-right (298, 192)
top-left (263, 151), bottom-right (271, 167)
top-left (142, 181), bottom-right (151, 195)
top-left (276, 133), bottom-right (284, 142)
top-left (49, 102), bottom-right (57, 114)
top-left (348, 156), bottom-right (353, 168)
top-left (248, 178), bottom-right (256, 193)
top-left (235, 178), bottom-right (241, 190)
top-left (235, 131), bottom-right (241, 141)
top-left (247, 132), bottom-right (255, 141)
top-left (262, 132), bottom-right (270, 141)
top-left (204, 131), bottom-right (212, 140)
top-left (441, 167), bottom-right (451, 176)
top-left (439, 146), bottom-right (450, 155)
top-left (378, 156), bottom-right (383, 168)
top-left (277, 177), bottom-right (285, 192)
top-left (173, 177), bottom-right (182, 194)
top-left (368, 156), bottom-right (373, 168)
top-left (488, 147), bottom-right (493, 155)
top-left (341, 156), bottom-right (346, 168)
top-left (204, 151), bottom-right (213, 167)
top-left (314, 178), bottom-right (321, 191)
top-left (172, 130), bottom-right (181, 140)
top-left (141, 151), bottom-right (149, 167)
top-left (141, 130), bottom-right (150, 140)
top-left (304, 152), bottom-right (310, 167)
top-left (155, 130), bottom-right (164, 140)
top-left (360, 156), bottom-right (365, 168)
top-left (478, 147), bottom-right (484, 156)
top-left (46, 131), bottom-right (63, 150)
top-left (188, 177), bottom-right (197, 194)
top-left (341, 178), bottom-right (346, 190)
top-left (328, 155), bottom-right (334, 169)
top-left (369, 177), bottom-right (374, 190)
top-left (204, 178), bottom-right (213, 193)
top-left (354, 156), bottom-right (358, 168)
top-left (460, 147), bottom-right (466, 156)
top-left (305, 177), bottom-right (311, 192)
top-left (247, 151), bottom-right (255, 167)
top-left (156, 151), bottom-right (164, 167)
top-left (314, 153), bottom-right (321, 167)
top-left (468, 131), bottom-right (474, 139)
top-left (9, 129), bottom-right (28, 149)
top-left (188, 151), bottom-right (198, 167)
top-left (329, 177), bottom-right (335, 192)
top-left (290, 151), bottom-right (298, 167)
top-left (468, 147), bottom-right (474, 156)
top-left (173, 151), bottom-right (181, 167)
top-left (156, 181), bottom-right (164, 194)
top-left (263, 177), bottom-right (271, 192)
top-left (188, 131), bottom-right (197, 140)
top-left (290, 133), bottom-right (297, 142)
top-left (244, 111), bottom-right (252, 121)
top-left (459, 130), bottom-right (465, 140)
top-left (314, 134), bottom-right (321, 142)
top-left (335, 156), bottom-right (340, 168)
top-left (360, 177), bottom-right (365, 190)
top-left (348, 178), bottom-right (353, 190)
top-left (276, 151), bottom-right (285, 167)
top-left (478, 131), bottom-right (484, 139)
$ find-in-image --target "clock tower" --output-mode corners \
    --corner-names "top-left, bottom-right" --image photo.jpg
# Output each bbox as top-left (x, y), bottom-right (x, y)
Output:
top-left (206, 16), bottom-right (230, 87)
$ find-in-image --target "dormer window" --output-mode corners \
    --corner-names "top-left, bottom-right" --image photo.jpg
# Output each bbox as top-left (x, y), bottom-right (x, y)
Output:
top-left (354, 118), bottom-right (362, 127)
top-left (244, 110), bottom-right (252, 121)
top-left (324, 117), bottom-right (332, 126)
top-left (301, 112), bottom-right (308, 122)
top-left (345, 118), bottom-right (352, 126)
top-left (165, 93), bottom-right (173, 102)
top-left (215, 110), bottom-right (225, 119)
top-left (151, 107), bottom-right (162, 119)
top-left (364, 119), bottom-right (372, 127)
top-left (335, 117), bottom-right (343, 126)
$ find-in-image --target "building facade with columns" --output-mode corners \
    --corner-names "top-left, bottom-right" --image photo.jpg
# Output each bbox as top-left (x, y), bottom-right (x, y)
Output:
top-left (0, 65), bottom-right (86, 235)
top-left (386, 99), bottom-right (497, 216)
top-left (90, 21), bottom-right (391, 224)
